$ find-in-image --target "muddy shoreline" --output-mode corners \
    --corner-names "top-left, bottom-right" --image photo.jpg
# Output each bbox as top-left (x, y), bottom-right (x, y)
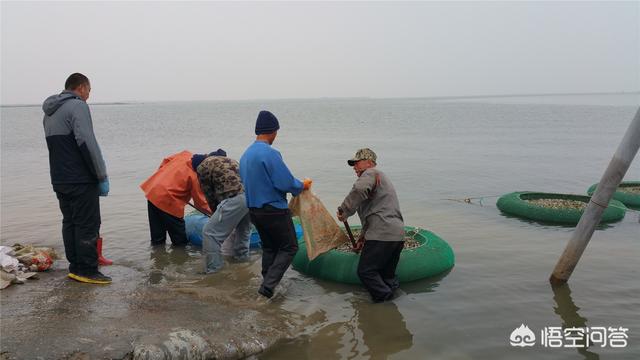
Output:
top-left (0, 257), bottom-right (308, 360)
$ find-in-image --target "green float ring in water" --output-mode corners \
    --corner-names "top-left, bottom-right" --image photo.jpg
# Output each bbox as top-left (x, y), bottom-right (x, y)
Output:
top-left (292, 226), bottom-right (455, 285)
top-left (587, 181), bottom-right (640, 208)
top-left (496, 191), bottom-right (626, 224)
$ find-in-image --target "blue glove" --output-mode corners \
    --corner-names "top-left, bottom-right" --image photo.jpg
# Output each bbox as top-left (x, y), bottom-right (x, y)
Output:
top-left (99, 178), bottom-right (109, 197)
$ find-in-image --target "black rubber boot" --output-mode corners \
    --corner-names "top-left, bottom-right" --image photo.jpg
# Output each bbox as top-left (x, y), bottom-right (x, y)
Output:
top-left (68, 271), bottom-right (112, 284)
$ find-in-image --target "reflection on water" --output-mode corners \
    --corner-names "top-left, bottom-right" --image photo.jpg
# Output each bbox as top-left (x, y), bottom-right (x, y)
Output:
top-left (357, 300), bottom-right (413, 359)
top-left (262, 296), bottom-right (413, 359)
top-left (551, 283), bottom-right (600, 360)
top-left (147, 243), bottom-right (423, 360)
top-left (401, 272), bottom-right (449, 295)
top-left (148, 246), bottom-right (192, 285)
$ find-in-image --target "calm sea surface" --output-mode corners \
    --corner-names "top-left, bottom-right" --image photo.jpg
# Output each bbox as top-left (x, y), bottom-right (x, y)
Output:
top-left (2, 94), bottom-right (639, 359)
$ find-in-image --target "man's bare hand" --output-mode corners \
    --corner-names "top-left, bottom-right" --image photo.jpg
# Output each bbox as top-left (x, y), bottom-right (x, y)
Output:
top-left (353, 238), bottom-right (365, 253)
top-left (337, 209), bottom-right (346, 222)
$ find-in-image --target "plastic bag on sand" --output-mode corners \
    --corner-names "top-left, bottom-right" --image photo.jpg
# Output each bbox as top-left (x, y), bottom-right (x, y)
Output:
top-left (12, 244), bottom-right (58, 260)
top-left (12, 244), bottom-right (57, 272)
top-left (0, 253), bottom-right (20, 272)
top-left (1, 269), bottom-right (38, 290)
top-left (289, 191), bottom-right (349, 260)
top-left (0, 246), bottom-right (14, 256)
top-left (22, 252), bottom-right (53, 271)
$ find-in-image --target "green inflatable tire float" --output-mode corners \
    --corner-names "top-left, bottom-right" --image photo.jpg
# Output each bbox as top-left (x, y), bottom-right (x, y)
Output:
top-left (497, 191), bottom-right (626, 224)
top-left (587, 181), bottom-right (640, 208)
top-left (292, 226), bottom-right (455, 284)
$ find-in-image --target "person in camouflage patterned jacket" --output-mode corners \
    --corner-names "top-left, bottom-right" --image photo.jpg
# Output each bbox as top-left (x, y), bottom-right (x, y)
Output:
top-left (196, 155), bottom-right (251, 274)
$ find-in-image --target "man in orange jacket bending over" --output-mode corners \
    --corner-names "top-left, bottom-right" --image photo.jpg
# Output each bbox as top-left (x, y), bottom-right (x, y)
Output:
top-left (140, 150), bottom-right (222, 245)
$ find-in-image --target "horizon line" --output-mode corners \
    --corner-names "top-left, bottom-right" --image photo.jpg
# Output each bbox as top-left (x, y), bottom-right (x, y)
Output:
top-left (2, 90), bottom-right (639, 108)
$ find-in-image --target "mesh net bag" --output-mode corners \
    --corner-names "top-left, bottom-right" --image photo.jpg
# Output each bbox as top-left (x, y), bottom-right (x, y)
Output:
top-left (289, 191), bottom-right (349, 260)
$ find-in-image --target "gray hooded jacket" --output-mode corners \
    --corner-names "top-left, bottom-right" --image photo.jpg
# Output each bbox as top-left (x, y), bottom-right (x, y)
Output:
top-left (43, 91), bottom-right (107, 185)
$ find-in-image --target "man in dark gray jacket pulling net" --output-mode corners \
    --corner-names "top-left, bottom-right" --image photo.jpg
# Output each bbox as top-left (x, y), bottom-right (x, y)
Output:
top-left (43, 73), bottom-right (111, 284)
top-left (337, 148), bottom-right (405, 302)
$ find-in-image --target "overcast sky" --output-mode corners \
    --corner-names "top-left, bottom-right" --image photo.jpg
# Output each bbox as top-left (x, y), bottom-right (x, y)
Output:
top-left (1, 1), bottom-right (639, 104)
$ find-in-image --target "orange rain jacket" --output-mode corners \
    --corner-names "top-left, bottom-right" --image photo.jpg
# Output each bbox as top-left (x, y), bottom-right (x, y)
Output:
top-left (140, 150), bottom-right (211, 218)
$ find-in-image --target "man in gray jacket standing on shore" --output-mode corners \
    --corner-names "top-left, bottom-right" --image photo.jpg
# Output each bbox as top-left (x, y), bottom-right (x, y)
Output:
top-left (337, 148), bottom-right (404, 302)
top-left (43, 73), bottom-right (111, 284)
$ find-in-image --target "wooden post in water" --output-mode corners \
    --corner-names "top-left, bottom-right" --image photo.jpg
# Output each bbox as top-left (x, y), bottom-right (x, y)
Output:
top-left (550, 107), bottom-right (640, 285)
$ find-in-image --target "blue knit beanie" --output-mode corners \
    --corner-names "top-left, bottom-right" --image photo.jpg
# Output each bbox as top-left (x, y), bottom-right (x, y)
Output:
top-left (255, 110), bottom-right (280, 135)
top-left (209, 148), bottom-right (227, 157)
top-left (191, 154), bottom-right (207, 171)
top-left (191, 149), bottom-right (227, 171)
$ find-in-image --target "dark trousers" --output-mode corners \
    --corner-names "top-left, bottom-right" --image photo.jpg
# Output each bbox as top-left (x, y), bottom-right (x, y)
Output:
top-left (54, 183), bottom-right (101, 275)
top-left (147, 201), bottom-right (187, 245)
top-left (249, 206), bottom-right (298, 293)
top-left (357, 240), bottom-right (404, 302)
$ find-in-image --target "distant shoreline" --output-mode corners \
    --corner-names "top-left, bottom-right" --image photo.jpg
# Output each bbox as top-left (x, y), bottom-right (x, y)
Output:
top-left (1, 101), bottom-right (135, 108)
top-left (2, 91), bottom-right (638, 108)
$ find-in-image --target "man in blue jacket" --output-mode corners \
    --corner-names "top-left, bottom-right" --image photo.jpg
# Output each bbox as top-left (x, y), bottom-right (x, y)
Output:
top-left (240, 111), bottom-right (311, 298)
top-left (43, 73), bottom-right (111, 284)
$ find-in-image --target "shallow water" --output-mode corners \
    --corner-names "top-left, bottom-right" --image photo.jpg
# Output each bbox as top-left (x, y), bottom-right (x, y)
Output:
top-left (1, 95), bottom-right (639, 359)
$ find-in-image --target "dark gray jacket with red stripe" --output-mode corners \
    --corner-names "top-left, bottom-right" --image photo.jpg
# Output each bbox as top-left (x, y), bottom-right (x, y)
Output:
top-left (43, 91), bottom-right (107, 185)
top-left (339, 168), bottom-right (404, 242)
